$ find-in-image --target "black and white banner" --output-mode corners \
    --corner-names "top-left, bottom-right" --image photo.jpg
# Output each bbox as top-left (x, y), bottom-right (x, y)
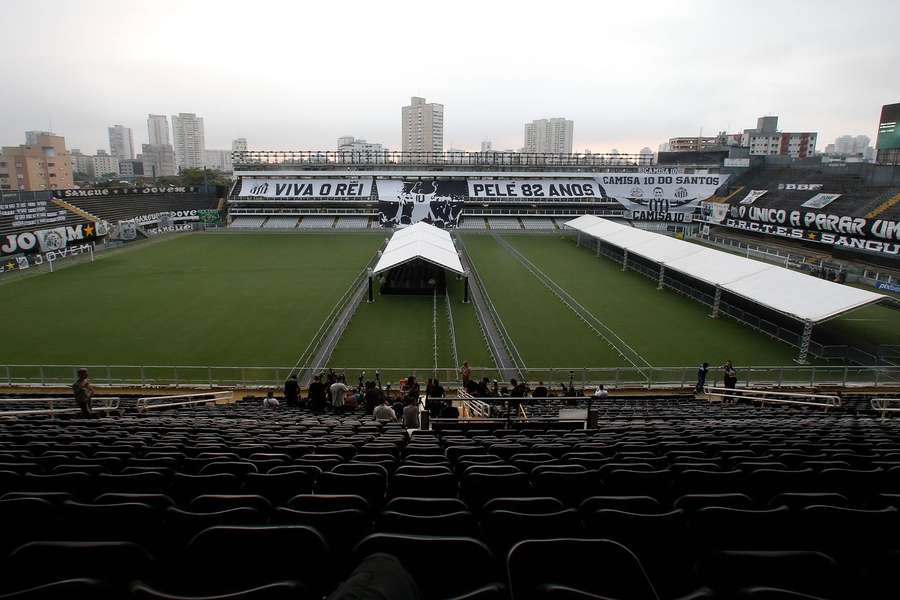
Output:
top-left (740, 190), bottom-right (768, 205)
top-left (238, 178), bottom-right (373, 199)
top-left (800, 193), bottom-right (841, 209)
top-left (720, 218), bottom-right (899, 257)
top-left (1, 222), bottom-right (100, 257)
top-left (377, 180), bottom-right (465, 228)
top-left (594, 173), bottom-right (729, 222)
top-left (467, 179), bottom-right (601, 200)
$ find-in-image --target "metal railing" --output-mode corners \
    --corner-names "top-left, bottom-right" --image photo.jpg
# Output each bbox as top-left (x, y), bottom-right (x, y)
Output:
top-left (3, 364), bottom-right (898, 390)
top-left (703, 386), bottom-right (841, 410)
top-left (136, 391), bottom-right (232, 412)
top-left (0, 397), bottom-right (121, 418)
top-left (871, 397), bottom-right (900, 418)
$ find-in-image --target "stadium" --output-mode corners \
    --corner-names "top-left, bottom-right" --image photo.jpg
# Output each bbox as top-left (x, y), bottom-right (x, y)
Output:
top-left (2, 149), bottom-right (900, 599)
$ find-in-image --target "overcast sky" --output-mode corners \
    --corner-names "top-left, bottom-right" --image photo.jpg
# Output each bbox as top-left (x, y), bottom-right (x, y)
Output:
top-left (2, 0), bottom-right (898, 155)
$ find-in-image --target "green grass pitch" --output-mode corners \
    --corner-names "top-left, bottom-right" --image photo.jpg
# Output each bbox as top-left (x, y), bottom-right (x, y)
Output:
top-left (2, 231), bottom-right (895, 383)
top-left (1, 233), bottom-right (384, 368)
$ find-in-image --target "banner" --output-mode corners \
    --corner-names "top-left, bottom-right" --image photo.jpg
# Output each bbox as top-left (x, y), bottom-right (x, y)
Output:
top-left (719, 218), bottom-right (900, 257)
top-left (467, 179), bottom-right (601, 200)
top-left (711, 204), bottom-right (900, 241)
top-left (594, 173), bottom-right (729, 222)
top-left (377, 180), bottom-right (465, 228)
top-left (739, 190), bottom-right (768, 205)
top-left (801, 193), bottom-right (841, 209)
top-left (0, 199), bottom-right (70, 228)
top-left (0, 243), bottom-right (93, 275)
top-left (238, 178), bottom-right (372, 199)
top-left (109, 221), bottom-right (138, 241)
top-left (197, 209), bottom-right (223, 226)
top-left (1, 222), bottom-right (99, 257)
top-left (52, 186), bottom-right (202, 198)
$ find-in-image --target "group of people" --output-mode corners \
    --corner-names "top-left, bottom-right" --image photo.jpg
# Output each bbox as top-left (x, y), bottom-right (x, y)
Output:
top-left (270, 370), bottom-right (459, 428)
top-left (695, 360), bottom-right (738, 393)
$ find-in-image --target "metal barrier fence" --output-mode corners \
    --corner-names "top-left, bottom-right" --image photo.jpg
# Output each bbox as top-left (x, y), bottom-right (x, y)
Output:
top-left (703, 386), bottom-right (841, 409)
top-left (2, 364), bottom-right (898, 390)
top-left (0, 397), bottom-right (121, 418)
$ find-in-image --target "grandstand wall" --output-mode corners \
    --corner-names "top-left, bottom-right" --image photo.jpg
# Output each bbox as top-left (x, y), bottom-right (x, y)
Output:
top-left (1, 185), bottom-right (221, 275)
top-left (700, 163), bottom-right (900, 264)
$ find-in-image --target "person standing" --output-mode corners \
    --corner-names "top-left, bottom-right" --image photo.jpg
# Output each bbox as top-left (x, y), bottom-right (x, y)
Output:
top-left (695, 362), bottom-right (709, 394)
top-left (459, 361), bottom-right (472, 387)
top-left (330, 375), bottom-right (349, 411)
top-left (283, 375), bottom-right (299, 406)
top-left (72, 368), bottom-right (94, 418)
top-left (593, 384), bottom-right (608, 401)
top-left (308, 375), bottom-right (325, 411)
top-left (403, 399), bottom-right (421, 429)
top-left (722, 360), bottom-right (738, 395)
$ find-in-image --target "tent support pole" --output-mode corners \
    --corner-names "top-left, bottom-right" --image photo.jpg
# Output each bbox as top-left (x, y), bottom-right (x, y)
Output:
top-left (463, 274), bottom-right (470, 304)
top-left (710, 286), bottom-right (721, 318)
top-left (657, 265), bottom-right (665, 290)
top-left (367, 269), bottom-right (374, 303)
top-left (622, 249), bottom-right (628, 272)
top-left (795, 320), bottom-right (813, 364)
top-left (576, 232), bottom-right (581, 247)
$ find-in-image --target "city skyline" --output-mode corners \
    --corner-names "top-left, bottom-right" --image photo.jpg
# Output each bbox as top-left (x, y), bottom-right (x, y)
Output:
top-left (2, 0), bottom-right (898, 154)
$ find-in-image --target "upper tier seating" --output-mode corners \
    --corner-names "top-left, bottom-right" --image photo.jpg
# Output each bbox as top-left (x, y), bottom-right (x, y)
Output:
top-left (1, 396), bottom-right (899, 599)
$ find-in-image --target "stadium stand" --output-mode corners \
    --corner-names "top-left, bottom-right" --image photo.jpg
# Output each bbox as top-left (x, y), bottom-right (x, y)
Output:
top-left (719, 166), bottom-right (900, 221)
top-left (334, 216), bottom-right (371, 229)
top-left (521, 217), bottom-right (557, 230)
top-left (261, 216), bottom-right (300, 229)
top-left (229, 216), bottom-right (267, 229)
top-left (1, 395), bottom-right (900, 599)
top-left (487, 217), bottom-right (523, 230)
top-left (458, 217), bottom-right (487, 229)
top-left (298, 216), bottom-right (336, 229)
top-left (64, 193), bottom-right (219, 224)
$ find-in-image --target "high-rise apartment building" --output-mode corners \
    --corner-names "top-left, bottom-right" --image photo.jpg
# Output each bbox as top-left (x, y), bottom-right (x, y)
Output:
top-left (140, 144), bottom-right (177, 178)
top-left (147, 115), bottom-right (170, 146)
top-left (69, 149), bottom-right (94, 176)
top-left (0, 132), bottom-right (74, 191)
top-left (107, 124), bottom-right (135, 161)
top-left (232, 138), bottom-right (247, 152)
top-left (876, 102), bottom-right (900, 164)
top-left (401, 97), bottom-right (444, 154)
top-left (171, 113), bottom-right (205, 170)
top-left (481, 141), bottom-right (492, 152)
top-left (524, 118), bottom-right (574, 154)
top-left (92, 150), bottom-right (119, 178)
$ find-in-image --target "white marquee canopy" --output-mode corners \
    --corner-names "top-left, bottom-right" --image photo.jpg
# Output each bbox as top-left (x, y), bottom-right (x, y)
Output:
top-left (565, 215), bottom-right (885, 323)
top-left (373, 222), bottom-right (465, 276)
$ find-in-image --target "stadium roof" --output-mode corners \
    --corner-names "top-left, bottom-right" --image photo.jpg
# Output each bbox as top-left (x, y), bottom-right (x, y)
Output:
top-left (564, 215), bottom-right (885, 323)
top-left (373, 222), bottom-right (464, 276)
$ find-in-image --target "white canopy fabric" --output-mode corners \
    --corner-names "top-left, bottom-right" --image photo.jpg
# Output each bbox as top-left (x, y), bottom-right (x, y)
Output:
top-left (373, 222), bottom-right (464, 276)
top-left (565, 215), bottom-right (885, 323)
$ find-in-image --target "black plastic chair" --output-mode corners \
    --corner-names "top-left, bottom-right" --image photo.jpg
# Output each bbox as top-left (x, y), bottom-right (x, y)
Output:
top-left (317, 472), bottom-right (386, 508)
top-left (507, 538), bottom-right (658, 600)
top-left (243, 472), bottom-right (314, 504)
top-left (273, 508), bottom-right (370, 558)
top-left (384, 497), bottom-right (469, 516)
top-left (0, 578), bottom-right (113, 600)
top-left (389, 473), bottom-right (458, 498)
top-left (578, 496), bottom-right (662, 515)
top-left (482, 509), bottom-right (580, 556)
top-left (482, 497), bottom-right (565, 515)
top-left (694, 550), bottom-right (841, 600)
top-left (189, 495), bottom-right (274, 515)
top-left (353, 534), bottom-right (502, 600)
top-left (375, 510), bottom-right (478, 537)
top-left (283, 494), bottom-right (370, 514)
top-left (130, 581), bottom-right (308, 600)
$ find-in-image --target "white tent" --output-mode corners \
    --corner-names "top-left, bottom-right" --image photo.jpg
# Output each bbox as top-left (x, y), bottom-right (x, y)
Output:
top-left (373, 222), bottom-right (464, 276)
top-left (564, 215), bottom-right (885, 324)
